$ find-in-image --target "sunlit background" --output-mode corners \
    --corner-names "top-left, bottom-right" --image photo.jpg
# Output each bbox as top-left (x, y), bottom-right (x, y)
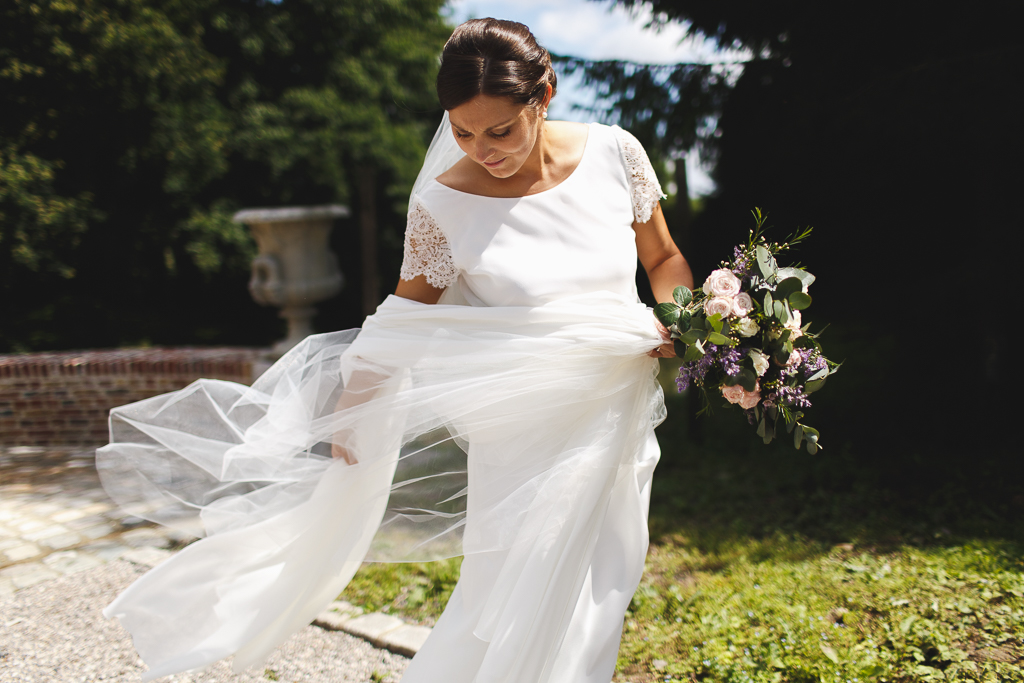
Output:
top-left (449, 0), bottom-right (749, 196)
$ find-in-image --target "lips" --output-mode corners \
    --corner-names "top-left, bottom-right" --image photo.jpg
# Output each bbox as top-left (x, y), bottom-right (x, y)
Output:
top-left (483, 157), bottom-right (506, 168)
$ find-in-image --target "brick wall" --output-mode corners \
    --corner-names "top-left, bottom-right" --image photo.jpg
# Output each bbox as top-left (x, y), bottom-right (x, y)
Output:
top-left (0, 348), bottom-right (261, 448)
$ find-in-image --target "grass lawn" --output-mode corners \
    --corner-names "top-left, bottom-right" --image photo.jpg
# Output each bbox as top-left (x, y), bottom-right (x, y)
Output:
top-left (341, 356), bottom-right (1023, 682)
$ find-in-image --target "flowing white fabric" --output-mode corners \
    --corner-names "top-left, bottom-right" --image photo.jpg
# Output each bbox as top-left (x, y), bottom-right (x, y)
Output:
top-left (99, 294), bottom-right (665, 680)
top-left (99, 120), bottom-right (670, 682)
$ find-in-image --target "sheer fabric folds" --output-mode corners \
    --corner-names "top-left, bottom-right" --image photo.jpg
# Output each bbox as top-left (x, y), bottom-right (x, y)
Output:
top-left (98, 292), bottom-right (665, 681)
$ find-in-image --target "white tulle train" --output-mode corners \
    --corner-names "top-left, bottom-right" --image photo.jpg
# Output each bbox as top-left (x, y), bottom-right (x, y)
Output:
top-left (98, 292), bottom-right (665, 682)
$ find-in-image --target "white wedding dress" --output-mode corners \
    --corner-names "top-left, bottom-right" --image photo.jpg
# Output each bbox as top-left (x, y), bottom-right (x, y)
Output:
top-left (98, 122), bottom-right (667, 683)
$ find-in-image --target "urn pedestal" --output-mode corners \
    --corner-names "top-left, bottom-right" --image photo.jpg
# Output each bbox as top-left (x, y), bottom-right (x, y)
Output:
top-left (233, 205), bottom-right (349, 358)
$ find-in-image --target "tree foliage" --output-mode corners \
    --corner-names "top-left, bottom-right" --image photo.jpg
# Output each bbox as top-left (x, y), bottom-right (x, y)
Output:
top-left (0, 0), bottom-right (450, 351)
top-left (585, 0), bottom-right (1023, 454)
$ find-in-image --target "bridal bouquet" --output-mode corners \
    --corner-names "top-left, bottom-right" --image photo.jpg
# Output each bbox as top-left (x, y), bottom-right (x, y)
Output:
top-left (655, 209), bottom-right (839, 453)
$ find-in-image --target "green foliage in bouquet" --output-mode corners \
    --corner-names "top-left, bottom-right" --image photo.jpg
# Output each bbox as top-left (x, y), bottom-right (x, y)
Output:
top-left (655, 209), bottom-right (839, 453)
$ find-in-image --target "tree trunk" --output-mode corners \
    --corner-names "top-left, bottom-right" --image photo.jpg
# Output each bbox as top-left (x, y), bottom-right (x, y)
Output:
top-left (672, 156), bottom-right (693, 254)
top-left (359, 167), bottom-right (379, 318)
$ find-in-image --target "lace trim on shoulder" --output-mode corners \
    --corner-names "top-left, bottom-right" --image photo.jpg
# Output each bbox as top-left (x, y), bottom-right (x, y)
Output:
top-left (399, 198), bottom-right (458, 289)
top-left (613, 126), bottom-right (665, 224)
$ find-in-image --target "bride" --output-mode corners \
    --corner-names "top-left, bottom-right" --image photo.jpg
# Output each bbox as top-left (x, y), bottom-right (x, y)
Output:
top-left (99, 17), bottom-right (694, 683)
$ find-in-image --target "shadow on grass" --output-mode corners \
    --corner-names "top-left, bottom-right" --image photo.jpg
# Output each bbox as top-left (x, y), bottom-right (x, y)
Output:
top-left (650, 381), bottom-right (1024, 571)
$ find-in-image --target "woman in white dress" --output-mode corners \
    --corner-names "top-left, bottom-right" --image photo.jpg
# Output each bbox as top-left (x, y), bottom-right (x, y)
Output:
top-left (99, 18), bottom-right (693, 683)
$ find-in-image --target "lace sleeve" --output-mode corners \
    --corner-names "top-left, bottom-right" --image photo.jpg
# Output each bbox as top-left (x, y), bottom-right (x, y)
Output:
top-left (399, 197), bottom-right (458, 289)
top-left (613, 126), bottom-right (666, 224)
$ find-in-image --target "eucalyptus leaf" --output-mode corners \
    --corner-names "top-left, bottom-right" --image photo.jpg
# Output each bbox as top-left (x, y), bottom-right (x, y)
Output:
top-left (756, 245), bottom-right (777, 281)
top-left (708, 313), bottom-right (723, 333)
top-left (683, 342), bottom-right (705, 362)
top-left (763, 291), bottom-right (773, 312)
top-left (806, 441), bottom-right (818, 455)
top-left (707, 331), bottom-right (732, 346)
top-left (788, 291), bottom-right (812, 310)
top-left (654, 303), bottom-right (680, 327)
top-left (679, 329), bottom-right (706, 345)
top-left (793, 424), bottom-right (804, 449)
top-left (807, 367), bottom-right (829, 382)
top-left (775, 277), bottom-right (803, 299)
top-left (690, 314), bottom-right (706, 331)
top-left (756, 417), bottom-right (766, 438)
top-left (673, 339), bottom-right (687, 357)
top-left (762, 418), bottom-right (775, 445)
top-left (678, 310), bottom-right (692, 331)
top-left (773, 300), bottom-right (789, 324)
top-left (805, 377), bottom-right (827, 393)
top-left (803, 426), bottom-right (820, 443)
top-left (736, 368), bottom-right (757, 392)
top-left (776, 267), bottom-right (815, 289)
top-left (673, 286), bottom-right (693, 306)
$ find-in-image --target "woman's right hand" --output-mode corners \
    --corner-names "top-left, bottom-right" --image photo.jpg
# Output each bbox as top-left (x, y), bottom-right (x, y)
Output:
top-left (332, 434), bottom-right (358, 465)
top-left (648, 319), bottom-right (677, 358)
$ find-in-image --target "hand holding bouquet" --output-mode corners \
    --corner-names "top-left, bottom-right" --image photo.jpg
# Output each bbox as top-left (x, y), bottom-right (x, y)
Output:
top-left (655, 209), bottom-right (839, 453)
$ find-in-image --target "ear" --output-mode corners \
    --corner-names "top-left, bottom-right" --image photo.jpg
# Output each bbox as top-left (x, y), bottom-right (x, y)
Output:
top-left (542, 82), bottom-right (553, 108)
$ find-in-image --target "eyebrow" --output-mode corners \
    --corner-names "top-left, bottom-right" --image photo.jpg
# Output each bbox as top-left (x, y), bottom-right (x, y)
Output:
top-left (451, 117), bottom-right (517, 134)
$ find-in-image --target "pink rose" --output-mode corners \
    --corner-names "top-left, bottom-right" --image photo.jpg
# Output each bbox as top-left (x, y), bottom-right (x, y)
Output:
top-left (703, 269), bottom-right (741, 297)
top-left (738, 389), bottom-right (760, 410)
top-left (732, 292), bottom-right (754, 317)
top-left (721, 381), bottom-right (761, 410)
top-left (704, 296), bottom-right (735, 318)
top-left (721, 384), bottom-right (746, 404)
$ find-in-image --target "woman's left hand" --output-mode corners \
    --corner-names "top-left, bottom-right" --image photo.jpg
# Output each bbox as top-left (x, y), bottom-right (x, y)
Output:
top-left (649, 319), bottom-right (676, 358)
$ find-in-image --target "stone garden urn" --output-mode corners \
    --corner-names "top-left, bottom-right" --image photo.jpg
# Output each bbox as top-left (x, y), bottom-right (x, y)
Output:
top-left (233, 205), bottom-right (349, 357)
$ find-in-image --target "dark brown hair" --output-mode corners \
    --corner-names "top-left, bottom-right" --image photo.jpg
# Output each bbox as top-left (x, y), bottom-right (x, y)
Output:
top-left (436, 18), bottom-right (557, 111)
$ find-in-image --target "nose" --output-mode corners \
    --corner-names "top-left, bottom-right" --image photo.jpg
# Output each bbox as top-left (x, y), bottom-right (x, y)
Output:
top-left (472, 140), bottom-right (495, 163)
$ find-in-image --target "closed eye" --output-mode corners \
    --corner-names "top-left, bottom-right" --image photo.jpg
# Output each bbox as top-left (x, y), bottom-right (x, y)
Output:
top-left (491, 128), bottom-right (512, 139)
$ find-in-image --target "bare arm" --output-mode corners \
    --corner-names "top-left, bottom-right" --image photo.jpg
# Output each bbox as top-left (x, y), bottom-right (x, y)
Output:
top-left (635, 202), bottom-right (694, 358)
top-left (394, 274), bottom-right (445, 304)
top-left (332, 275), bottom-right (444, 462)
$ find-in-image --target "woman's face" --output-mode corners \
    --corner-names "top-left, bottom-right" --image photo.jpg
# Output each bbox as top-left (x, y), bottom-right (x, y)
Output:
top-left (447, 94), bottom-right (544, 179)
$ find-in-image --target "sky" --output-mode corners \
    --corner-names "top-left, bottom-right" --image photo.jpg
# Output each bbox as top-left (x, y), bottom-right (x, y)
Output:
top-left (446, 0), bottom-right (747, 196)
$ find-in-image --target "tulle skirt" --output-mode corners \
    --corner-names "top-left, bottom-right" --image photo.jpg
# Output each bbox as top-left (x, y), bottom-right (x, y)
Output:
top-left (98, 292), bottom-right (666, 682)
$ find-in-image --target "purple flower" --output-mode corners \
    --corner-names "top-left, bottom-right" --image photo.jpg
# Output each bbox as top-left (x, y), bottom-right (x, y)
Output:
top-left (776, 385), bottom-right (812, 408)
top-left (718, 345), bottom-right (742, 376)
top-left (731, 245), bottom-right (753, 277)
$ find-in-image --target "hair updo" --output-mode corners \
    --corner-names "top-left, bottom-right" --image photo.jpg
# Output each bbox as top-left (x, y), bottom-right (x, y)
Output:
top-left (436, 18), bottom-right (557, 111)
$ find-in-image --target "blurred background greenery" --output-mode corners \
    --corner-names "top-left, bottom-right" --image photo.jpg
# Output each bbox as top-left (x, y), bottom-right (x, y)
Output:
top-left (2, 0), bottom-right (1020, 528)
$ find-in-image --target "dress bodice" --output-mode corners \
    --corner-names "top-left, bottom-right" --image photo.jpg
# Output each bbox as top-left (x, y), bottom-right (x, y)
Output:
top-left (400, 123), bottom-right (663, 308)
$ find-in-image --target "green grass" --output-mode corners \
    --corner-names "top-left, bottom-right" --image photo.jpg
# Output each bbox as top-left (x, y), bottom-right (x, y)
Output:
top-left (341, 557), bottom-right (461, 627)
top-left (342, 358), bottom-right (1024, 681)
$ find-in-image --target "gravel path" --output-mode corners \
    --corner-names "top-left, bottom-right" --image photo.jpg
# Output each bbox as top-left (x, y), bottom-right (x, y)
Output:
top-left (0, 560), bottom-right (410, 683)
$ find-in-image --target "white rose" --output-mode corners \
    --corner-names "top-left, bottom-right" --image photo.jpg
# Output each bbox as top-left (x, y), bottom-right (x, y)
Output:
top-left (732, 292), bottom-right (754, 317)
top-left (735, 317), bottom-right (759, 337)
top-left (703, 269), bottom-right (741, 297)
top-left (784, 309), bottom-right (803, 339)
top-left (749, 349), bottom-right (769, 376)
top-left (704, 296), bottom-right (735, 318)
